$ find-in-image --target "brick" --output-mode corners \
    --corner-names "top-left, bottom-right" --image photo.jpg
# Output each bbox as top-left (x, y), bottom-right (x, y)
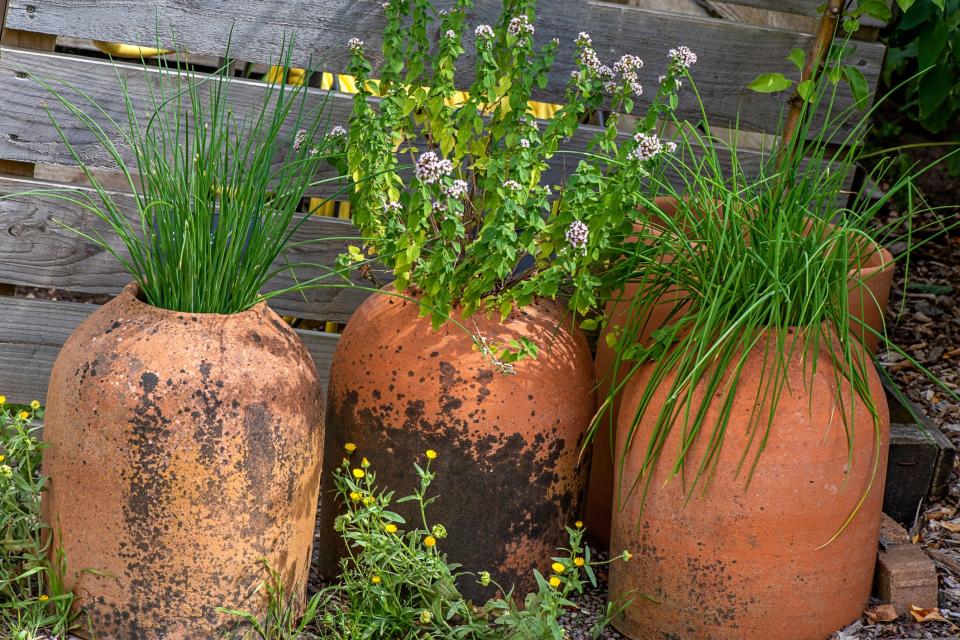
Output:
top-left (879, 513), bottom-right (911, 549)
top-left (874, 544), bottom-right (939, 615)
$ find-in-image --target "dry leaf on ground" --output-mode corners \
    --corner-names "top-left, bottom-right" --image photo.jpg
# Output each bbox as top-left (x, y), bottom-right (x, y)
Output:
top-left (864, 604), bottom-right (899, 624)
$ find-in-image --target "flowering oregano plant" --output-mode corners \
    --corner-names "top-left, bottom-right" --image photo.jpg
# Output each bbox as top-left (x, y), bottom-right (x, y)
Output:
top-left (342, 0), bottom-right (697, 329)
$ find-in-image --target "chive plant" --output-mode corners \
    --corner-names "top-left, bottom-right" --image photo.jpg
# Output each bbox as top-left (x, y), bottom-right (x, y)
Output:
top-left (598, 40), bottom-right (960, 533)
top-left (19, 43), bottom-right (346, 314)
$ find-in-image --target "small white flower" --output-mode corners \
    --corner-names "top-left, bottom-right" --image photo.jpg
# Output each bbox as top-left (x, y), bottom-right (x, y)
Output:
top-left (570, 69), bottom-right (582, 82)
top-left (328, 125), bottom-right (347, 137)
top-left (604, 81), bottom-right (619, 94)
top-left (575, 32), bottom-right (592, 47)
top-left (629, 131), bottom-right (664, 162)
top-left (432, 201), bottom-right (448, 213)
top-left (415, 151), bottom-right (454, 184)
top-left (293, 128), bottom-right (307, 151)
top-left (508, 15), bottom-right (534, 37)
top-left (475, 24), bottom-right (495, 39)
top-left (383, 201), bottom-right (403, 213)
top-left (442, 179), bottom-right (469, 199)
top-left (565, 220), bottom-right (589, 255)
top-left (520, 138), bottom-right (530, 148)
top-left (630, 81), bottom-right (643, 97)
top-left (504, 180), bottom-right (522, 191)
top-left (348, 38), bottom-right (364, 52)
top-left (668, 45), bottom-right (697, 69)
top-left (551, 37), bottom-right (560, 46)
top-left (613, 54), bottom-right (643, 74)
top-left (445, 29), bottom-right (456, 40)
top-left (664, 141), bottom-right (678, 153)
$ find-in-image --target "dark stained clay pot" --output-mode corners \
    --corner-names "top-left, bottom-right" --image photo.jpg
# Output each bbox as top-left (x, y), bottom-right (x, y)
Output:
top-left (42, 283), bottom-right (325, 640)
top-left (318, 288), bottom-right (596, 600)
top-left (608, 329), bottom-right (889, 640)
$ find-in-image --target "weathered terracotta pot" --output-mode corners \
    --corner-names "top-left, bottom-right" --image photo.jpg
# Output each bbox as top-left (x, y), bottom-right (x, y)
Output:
top-left (584, 200), bottom-right (895, 549)
top-left (608, 329), bottom-right (889, 639)
top-left (318, 288), bottom-right (595, 600)
top-left (43, 283), bottom-right (325, 640)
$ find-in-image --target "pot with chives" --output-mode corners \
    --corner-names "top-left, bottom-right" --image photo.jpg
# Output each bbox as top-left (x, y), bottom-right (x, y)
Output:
top-left (19, 48), bottom-right (345, 638)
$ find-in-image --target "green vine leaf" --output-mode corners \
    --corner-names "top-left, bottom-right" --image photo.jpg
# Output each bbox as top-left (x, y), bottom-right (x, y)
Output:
top-left (748, 73), bottom-right (793, 93)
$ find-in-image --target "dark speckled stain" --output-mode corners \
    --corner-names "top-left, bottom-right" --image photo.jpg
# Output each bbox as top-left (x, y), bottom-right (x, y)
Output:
top-left (193, 360), bottom-right (225, 464)
top-left (319, 359), bottom-right (581, 602)
top-left (113, 370), bottom-right (174, 639)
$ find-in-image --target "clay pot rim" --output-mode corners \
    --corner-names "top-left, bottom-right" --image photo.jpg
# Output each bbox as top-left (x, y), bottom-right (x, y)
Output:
top-left (639, 196), bottom-right (894, 279)
top-left (119, 282), bottom-right (269, 321)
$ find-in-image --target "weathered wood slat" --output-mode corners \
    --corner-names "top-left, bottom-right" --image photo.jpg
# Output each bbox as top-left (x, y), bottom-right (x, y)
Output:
top-left (2, 0), bottom-right (884, 135)
top-left (0, 176), bottom-right (386, 322)
top-left (0, 296), bottom-right (340, 405)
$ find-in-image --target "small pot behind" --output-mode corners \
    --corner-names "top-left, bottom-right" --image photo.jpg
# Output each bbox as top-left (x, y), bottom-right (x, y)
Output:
top-left (43, 283), bottom-right (325, 639)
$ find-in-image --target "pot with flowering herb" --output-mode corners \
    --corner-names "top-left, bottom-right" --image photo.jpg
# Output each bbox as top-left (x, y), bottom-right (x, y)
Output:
top-left (319, 0), bottom-right (688, 599)
top-left (7, 48), bottom-right (346, 638)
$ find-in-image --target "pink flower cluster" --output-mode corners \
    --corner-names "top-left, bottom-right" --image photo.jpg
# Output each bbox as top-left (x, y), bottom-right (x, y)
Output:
top-left (668, 46), bottom-right (697, 69)
top-left (442, 180), bottom-right (469, 199)
top-left (565, 220), bottom-right (589, 255)
top-left (508, 15), bottom-right (534, 37)
top-left (628, 132), bottom-right (677, 162)
top-left (415, 151), bottom-right (454, 185)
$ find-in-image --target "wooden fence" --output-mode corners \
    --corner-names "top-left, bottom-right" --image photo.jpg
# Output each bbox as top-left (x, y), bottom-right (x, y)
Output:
top-left (0, 0), bottom-right (887, 404)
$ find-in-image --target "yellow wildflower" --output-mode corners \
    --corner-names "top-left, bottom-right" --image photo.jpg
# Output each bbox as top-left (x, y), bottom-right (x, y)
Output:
top-left (349, 491), bottom-right (362, 502)
top-left (549, 576), bottom-right (561, 588)
top-left (574, 520), bottom-right (584, 529)
top-left (344, 442), bottom-right (357, 453)
top-left (352, 468), bottom-right (365, 479)
top-left (0, 455), bottom-right (4, 464)
top-left (30, 400), bottom-right (40, 410)
top-left (18, 411), bottom-right (29, 421)
top-left (423, 535), bottom-right (437, 548)
top-left (385, 523), bottom-right (398, 534)
top-left (371, 575), bottom-right (381, 584)
top-left (479, 571), bottom-right (491, 586)
top-left (551, 562), bottom-right (565, 574)
top-left (38, 594), bottom-right (48, 602)
top-left (622, 550), bottom-right (633, 562)
top-left (419, 610), bottom-right (433, 624)
top-left (574, 557), bottom-right (585, 567)
top-left (425, 449), bottom-right (438, 460)
top-left (363, 496), bottom-right (375, 506)
top-left (361, 457), bottom-right (370, 468)
top-left (0, 395), bottom-right (5, 405)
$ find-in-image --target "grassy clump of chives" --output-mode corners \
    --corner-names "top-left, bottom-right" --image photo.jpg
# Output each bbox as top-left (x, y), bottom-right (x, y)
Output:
top-left (599, 40), bottom-right (959, 527)
top-left (20, 42), bottom-right (346, 314)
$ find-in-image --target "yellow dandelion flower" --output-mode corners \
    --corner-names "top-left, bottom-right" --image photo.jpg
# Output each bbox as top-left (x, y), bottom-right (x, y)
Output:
top-left (549, 576), bottom-right (561, 588)
top-left (425, 449), bottom-right (437, 460)
top-left (38, 594), bottom-right (49, 602)
top-left (352, 468), bottom-right (365, 479)
top-left (0, 455), bottom-right (4, 464)
top-left (574, 520), bottom-right (584, 529)
top-left (384, 523), bottom-right (398, 534)
top-left (18, 411), bottom-right (29, 421)
top-left (574, 557), bottom-right (585, 567)
top-left (361, 457), bottom-right (371, 468)
top-left (349, 491), bottom-right (362, 502)
top-left (423, 535), bottom-right (437, 548)
top-left (344, 442), bottom-right (357, 453)
top-left (363, 496), bottom-right (375, 506)
top-left (0, 395), bottom-right (6, 405)
top-left (30, 400), bottom-right (40, 410)
top-left (551, 562), bottom-right (565, 574)
top-left (371, 575), bottom-right (381, 584)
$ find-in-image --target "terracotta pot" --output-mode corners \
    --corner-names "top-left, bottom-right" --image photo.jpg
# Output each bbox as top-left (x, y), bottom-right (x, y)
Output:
top-left (608, 329), bottom-right (889, 639)
top-left (43, 283), bottom-right (325, 639)
top-left (584, 200), bottom-right (895, 549)
top-left (318, 288), bottom-right (595, 600)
